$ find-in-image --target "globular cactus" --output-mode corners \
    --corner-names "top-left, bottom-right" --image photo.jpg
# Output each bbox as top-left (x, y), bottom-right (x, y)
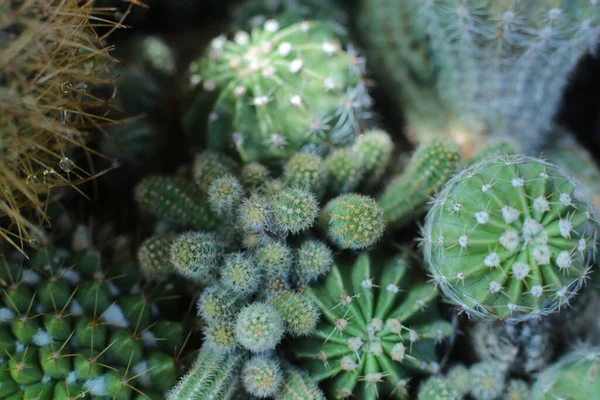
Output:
top-left (242, 354), bottom-right (283, 398)
top-left (167, 346), bottom-right (243, 400)
top-left (193, 151), bottom-right (239, 192)
top-left (170, 231), bottom-right (224, 283)
top-left (137, 235), bottom-right (176, 281)
top-left (530, 346), bottom-right (600, 400)
top-left (208, 174), bottom-right (244, 219)
top-left (320, 193), bottom-right (384, 250)
top-left (378, 140), bottom-right (461, 228)
top-left (351, 129), bottom-right (394, 188)
top-left (268, 291), bottom-right (320, 336)
top-left (0, 247), bottom-right (185, 400)
top-left (184, 20), bottom-right (371, 163)
top-left (505, 379), bottom-right (530, 400)
top-left (422, 154), bottom-right (598, 321)
top-left (134, 35), bottom-right (177, 79)
top-left (417, 376), bottom-right (458, 400)
top-left (292, 239), bottom-right (334, 285)
top-left (134, 176), bottom-right (220, 230)
top-left (0, 0), bottom-right (117, 249)
top-left (283, 153), bottom-right (327, 198)
top-left (292, 252), bottom-right (454, 399)
top-left (273, 364), bottom-right (326, 400)
top-left (471, 318), bottom-right (554, 375)
top-left (445, 364), bottom-right (470, 398)
top-left (324, 148), bottom-right (364, 196)
top-left (271, 187), bottom-right (319, 234)
top-left (220, 252), bottom-right (262, 295)
top-left (469, 362), bottom-right (506, 400)
top-left (197, 285), bottom-right (242, 323)
top-left (234, 302), bottom-right (285, 353)
top-left (241, 162), bottom-right (271, 189)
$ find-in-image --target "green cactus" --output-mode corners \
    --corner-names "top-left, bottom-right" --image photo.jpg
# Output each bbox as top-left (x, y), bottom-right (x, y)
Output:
top-left (293, 239), bottom-right (334, 285)
top-left (184, 20), bottom-right (370, 162)
top-left (254, 241), bottom-right (293, 279)
top-left (166, 346), bottom-right (243, 400)
top-left (268, 291), bottom-right (319, 336)
top-left (134, 176), bottom-right (220, 230)
top-left (193, 151), bottom-right (239, 192)
top-left (271, 187), bottom-right (320, 234)
top-left (273, 364), bottom-right (326, 400)
top-left (134, 35), bottom-right (177, 78)
top-left (530, 346), bottom-right (600, 400)
top-left (241, 162), bottom-right (271, 189)
top-left (208, 175), bottom-right (244, 219)
top-left (234, 302), bottom-right (285, 353)
top-left (283, 153), bottom-right (328, 198)
top-left (220, 252), bottom-right (262, 295)
top-left (170, 231), bottom-right (224, 283)
top-left (351, 129), bottom-right (394, 188)
top-left (320, 193), bottom-right (385, 250)
top-left (137, 235), bottom-right (176, 281)
top-left (505, 379), bottom-right (530, 400)
top-left (324, 147), bottom-right (364, 196)
top-left (0, 247), bottom-right (185, 400)
top-left (446, 364), bottom-right (470, 398)
top-left (291, 252), bottom-right (454, 399)
top-left (422, 154), bottom-right (598, 321)
top-left (417, 376), bottom-right (458, 400)
top-left (242, 354), bottom-right (283, 398)
top-left (378, 140), bottom-right (461, 228)
top-left (197, 285), bottom-right (242, 323)
top-left (469, 362), bottom-right (506, 400)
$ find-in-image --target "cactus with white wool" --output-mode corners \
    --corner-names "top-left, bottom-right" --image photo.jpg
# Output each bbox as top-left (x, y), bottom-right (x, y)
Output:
top-left (422, 154), bottom-right (598, 321)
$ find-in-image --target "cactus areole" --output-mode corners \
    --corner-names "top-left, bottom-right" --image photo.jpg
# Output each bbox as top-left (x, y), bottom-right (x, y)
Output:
top-left (423, 154), bottom-right (598, 322)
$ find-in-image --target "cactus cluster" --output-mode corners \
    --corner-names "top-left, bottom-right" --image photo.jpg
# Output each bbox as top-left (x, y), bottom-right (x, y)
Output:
top-left (292, 252), bottom-right (453, 399)
top-left (0, 247), bottom-right (186, 399)
top-left (423, 154), bottom-right (598, 321)
top-left (184, 18), bottom-right (371, 162)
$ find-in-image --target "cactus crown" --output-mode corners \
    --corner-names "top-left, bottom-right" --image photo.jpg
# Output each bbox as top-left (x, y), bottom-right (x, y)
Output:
top-left (423, 154), bottom-right (598, 321)
top-left (292, 252), bottom-right (453, 399)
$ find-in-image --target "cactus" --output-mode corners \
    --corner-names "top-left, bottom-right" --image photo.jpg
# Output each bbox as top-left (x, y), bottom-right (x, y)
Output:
top-left (242, 354), bottom-right (283, 398)
top-left (283, 153), bottom-right (328, 198)
top-left (238, 194), bottom-right (274, 234)
top-left (184, 20), bottom-right (370, 163)
top-left (135, 176), bottom-right (220, 230)
top-left (351, 129), bottom-right (394, 187)
top-left (505, 379), bottom-right (530, 400)
top-left (167, 346), bottom-right (243, 400)
top-left (446, 364), bottom-right (470, 398)
top-left (378, 140), bottom-right (461, 228)
top-left (234, 302), bottom-right (285, 353)
top-left (0, 247), bottom-right (185, 399)
top-left (471, 319), bottom-right (554, 374)
top-left (324, 147), bottom-right (364, 196)
top-left (208, 175), bottom-right (244, 219)
top-left (137, 235), bottom-right (176, 281)
top-left (268, 291), bottom-right (319, 336)
top-left (0, 0), bottom-right (117, 249)
top-left (291, 252), bottom-right (454, 399)
top-left (134, 35), bottom-right (177, 78)
top-left (422, 154), bottom-right (598, 321)
top-left (293, 239), bottom-right (334, 285)
top-left (170, 231), bottom-right (224, 283)
top-left (271, 187), bottom-right (320, 234)
top-left (193, 151), bottom-right (239, 192)
top-left (469, 362), bottom-right (506, 400)
top-left (273, 364), bottom-right (326, 400)
top-left (197, 285), bottom-right (242, 323)
top-left (241, 163), bottom-right (271, 189)
top-left (417, 376), bottom-right (458, 400)
top-left (530, 346), bottom-right (600, 399)
top-left (320, 193), bottom-right (385, 250)
top-left (254, 241), bottom-right (293, 279)
top-left (221, 252), bottom-right (262, 295)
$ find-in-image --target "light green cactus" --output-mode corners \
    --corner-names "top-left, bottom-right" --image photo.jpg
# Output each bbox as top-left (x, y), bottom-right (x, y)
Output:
top-left (291, 252), bottom-right (454, 399)
top-left (184, 20), bottom-right (371, 162)
top-left (530, 346), bottom-right (600, 400)
top-left (417, 376), bottom-right (459, 400)
top-left (469, 362), bottom-right (506, 400)
top-left (273, 364), bottom-right (326, 400)
top-left (422, 154), bottom-right (598, 321)
top-left (0, 247), bottom-right (186, 400)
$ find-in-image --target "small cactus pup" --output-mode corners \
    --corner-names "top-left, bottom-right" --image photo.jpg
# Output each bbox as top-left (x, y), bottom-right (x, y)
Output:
top-left (530, 346), bottom-right (600, 400)
top-left (378, 140), bottom-right (461, 228)
top-left (422, 154), bottom-right (598, 321)
top-left (320, 193), bottom-right (384, 250)
top-left (291, 252), bottom-right (454, 399)
top-left (273, 363), bottom-right (326, 400)
top-left (417, 376), bottom-right (458, 400)
top-left (0, 247), bottom-right (186, 399)
top-left (184, 19), bottom-right (371, 163)
top-left (469, 362), bottom-right (506, 400)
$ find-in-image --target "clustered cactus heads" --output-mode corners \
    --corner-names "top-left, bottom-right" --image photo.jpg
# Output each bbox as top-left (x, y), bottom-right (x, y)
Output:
top-left (292, 252), bottom-right (453, 399)
top-left (423, 154), bottom-right (598, 321)
top-left (0, 0), bottom-right (117, 250)
top-left (185, 19), bottom-right (371, 162)
top-left (0, 247), bottom-right (185, 399)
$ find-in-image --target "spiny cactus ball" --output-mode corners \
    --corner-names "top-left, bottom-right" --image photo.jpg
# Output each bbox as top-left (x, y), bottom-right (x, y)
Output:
top-left (255, 241), bottom-right (293, 279)
top-left (242, 354), bottom-right (283, 398)
top-left (283, 152), bottom-right (327, 197)
top-left (292, 252), bottom-right (453, 400)
top-left (269, 291), bottom-right (319, 336)
top-left (193, 151), bottom-right (239, 192)
top-left (137, 235), bottom-right (175, 281)
top-left (324, 147), bottom-right (364, 195)
top-left (170, 231), bottom-right (224, 283)
top-left (417, 376), bottom-right (458, 400)
top-left (505, 379), bottom-right (530, 400)
top-left (469, 362), bottom-right (506, 400)
top-left (220, 252), bottom-right (262, 295)
top-left (185, 20), bottom-right (370, 162)
top-left (208, 174), bottom-right (244, 218)
top-left (423, 154), bottom-right (598, 321)
top-left (446, 364), bottom-right (470, 398)
top-left (235, 302), bottom-right (285, 353)
top-left (321, 193), bottom-right (384, 250)
top-left (293, 239), bottom-right (334, 285)
top-left (351, 129), bottom-right (394, 183)
top-left (271, 187), bottom-right (319, 234)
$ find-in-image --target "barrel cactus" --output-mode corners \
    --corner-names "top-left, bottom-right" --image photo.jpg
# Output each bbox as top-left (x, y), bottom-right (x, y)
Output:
top-left (0, 247), bottom-right (185, 399)
top-left (422, 154), bottom-right (598, 321)
top-left (291, 252), bottom-right (454, 399)
top-left (184, 19), bottom-right (371, 162)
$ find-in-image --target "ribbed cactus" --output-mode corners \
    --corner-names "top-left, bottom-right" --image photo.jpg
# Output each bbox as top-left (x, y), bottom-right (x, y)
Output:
top-left (292, 252), bottom-right (453, 399)
top-left (137, 235), bottom-right (176, 281)
top-left (0, 0), bottom-right (117, 249)
top-left (422, 154), bottom-right (598, 321)
top-left (167, 346), bottom-right (243, 400)
top-left (184, 20), bottom-right (370, 162)
top-left (273, 364), bottom-right (326, 400)
top-left (378, 140), bottom-right (461, 228)
top-left (0, 247), bottom-right (185, 399)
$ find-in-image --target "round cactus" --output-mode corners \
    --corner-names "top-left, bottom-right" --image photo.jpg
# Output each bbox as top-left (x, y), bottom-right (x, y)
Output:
top-left (0, 247), bottom-right (185, 400)
top-left (469, 362), bottom-right (506, 400)
top-left (137, 235), bottom-right (175, 281)
top-left (184, 20), bottom-right (370, 163)
top-left (417, 376), bottom-right (458, 400)
top-left (446, 364), bottom-right (471, 398)
top-left (505, 379), bottom-right (530, 400)
top-left (351, 129), bottom-right (394, 186)
top-left (292, 252), bottom-right (454, 400)
top-left (242, 354), bottom-right (283, 398)
top-left (320, 193), bottom-right (385, 250)
top-left (268, 291), bottom-right (319, 336)
top-left (204, 319), bottom-right (238, 352)
top-left (283, 153), bottom-right (327, 197)
top-left (238, 194), bottom-right (274, 234)
top-left (193, 151), bottom-right (239, 192)
top-left (235, 302), bottom-right (285, 353)
top-left (273, 364), bottom-right (326, 400)
top-left (255, 241), bottom-right (293, 279)
top-left (271, 187), bottom-right (319, 234)
top-left (208, 174), bottom-right (244, 218)
top-left (530, 346), bottom-right (600, 400)
top-left (293, 239), bottom-right (334, 285)
top-left (197, 285), bottom-right (242, 323)
top-left (324, 147), bottom-right (364, 195)
top-left (242, 162), bottom-right (271, 189)
top-left (220, 252), bottom-right (262, 295)
top-left (422, 154), bottom-right (598, 321)
top-left (170, 231), bottom-right (224, 283)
